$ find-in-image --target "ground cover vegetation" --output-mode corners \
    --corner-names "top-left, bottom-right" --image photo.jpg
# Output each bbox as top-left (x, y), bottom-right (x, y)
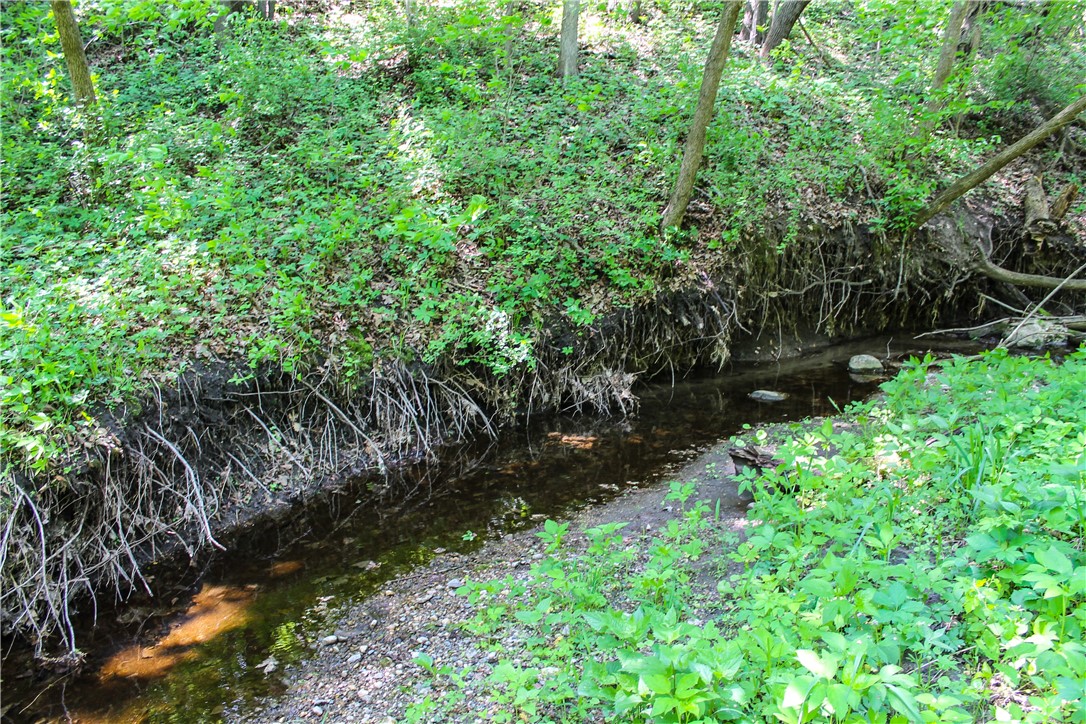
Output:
top-left (1, 0), bottom-right (1084, 659)
top-left (408, 349), bottom-right (1086, 722)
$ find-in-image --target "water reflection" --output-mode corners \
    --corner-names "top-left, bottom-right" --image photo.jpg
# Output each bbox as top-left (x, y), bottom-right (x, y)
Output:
top-left (100, 585), bottom-right (256, 682)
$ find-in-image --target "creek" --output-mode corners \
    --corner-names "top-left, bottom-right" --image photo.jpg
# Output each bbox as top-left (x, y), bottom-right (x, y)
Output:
top-left (5, 336), bottom-right (980, 723)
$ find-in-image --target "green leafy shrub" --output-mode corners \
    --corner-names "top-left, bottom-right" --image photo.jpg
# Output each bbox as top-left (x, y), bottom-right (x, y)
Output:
top-left (412, 349), bottom-right (1086, 722)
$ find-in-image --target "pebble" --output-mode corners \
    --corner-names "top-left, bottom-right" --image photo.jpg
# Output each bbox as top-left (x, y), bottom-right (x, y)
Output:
top-left (346, 653), bottom-right (362, 664)
top-left (446, 578), bottom-right (464, 589)
top-left (311, 705), bottom-right (323, 716)
top-left (321, 635), bottom-right (339, 646)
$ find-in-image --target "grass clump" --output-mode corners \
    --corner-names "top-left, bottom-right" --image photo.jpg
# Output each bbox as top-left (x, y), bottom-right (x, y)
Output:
top-left (409, 348), bottom-right (1086, 722)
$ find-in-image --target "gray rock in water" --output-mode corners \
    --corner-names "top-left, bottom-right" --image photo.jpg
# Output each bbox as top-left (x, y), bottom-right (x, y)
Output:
top-left (749, 390), bottom-right (788, 402)
top-left (1003, 320), bottom-right (1069, 349)
top-left (848, 354), bottom-right (883, 373)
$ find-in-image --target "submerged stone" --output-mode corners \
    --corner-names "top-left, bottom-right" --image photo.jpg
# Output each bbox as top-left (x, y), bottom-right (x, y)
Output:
top-left (749, 390), bottom-right (789, 402)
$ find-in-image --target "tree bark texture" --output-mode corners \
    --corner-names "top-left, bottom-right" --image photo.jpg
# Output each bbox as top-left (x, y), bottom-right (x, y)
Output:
top-left (1051, 183), bottom-right (1079, 221)
top-left (1023, 176), bottom-right (1051, 230)
top-left (50, 0), bottom-right (96, 109)
top-left (214, 1), bottom-right (273, 34)
top-left (973, 255), bottom-right (1086, 292)
top-left (923, 0), bottom-right (969, 123)
top-left (914, 94), bottom-right (1086, 228)
top-left (740, 0), bottom-right (767, 42)
top-left (760, 0), bottom-right (810, 58)
top-left (559, 0), bottom-right (580, 79)
top-left (660, 0), bottom-right (741, 230)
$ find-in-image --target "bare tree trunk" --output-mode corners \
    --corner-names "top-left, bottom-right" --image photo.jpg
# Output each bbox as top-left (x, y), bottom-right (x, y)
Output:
top-left (754, 0), bottom-right (767, 43)
top-left (628, 0), bottom-right (643, 25)
top-left (661, 1), bottom-right (742, 230)
top-left (503, 0), bottom-right (517, 71)
top-left (914, 94), bottom-right (1086, 228)
top-left (922, 0), bottom-right (969, 125)
top-left (1023, 176), bottom-right (1051, 229)
top-left (50, 0), bottom-right (96, 110)
top-left (559, 0), bottom-right (580, 79)
top-left (214, 0), bottom-right (247, 34)
top-left (741, 0), bottom-right (768, 42)
top-left (760, 0), bottom-right (810, 58)
top-left (740, 0), bottom-right (755, 40)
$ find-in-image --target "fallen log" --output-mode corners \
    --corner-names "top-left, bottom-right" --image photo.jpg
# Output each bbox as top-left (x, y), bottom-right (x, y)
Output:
top-left (915, 94), bottom-right (1086, 228)
top-left (1023, 175), bottom-right (1057, 241)
top-left (919, 315), bottom-right (1086, 344)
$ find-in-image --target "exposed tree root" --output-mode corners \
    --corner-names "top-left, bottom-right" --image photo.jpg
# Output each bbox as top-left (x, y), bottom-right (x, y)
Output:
top-left (0, 212), bottom-right (1031, 665)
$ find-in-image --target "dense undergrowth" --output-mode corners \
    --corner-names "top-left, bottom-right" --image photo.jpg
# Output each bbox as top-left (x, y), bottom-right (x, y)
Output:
top-left (2, 0), bottom-right (1085, 661)
top-left (3, 0), bottom-right (1083, 473)
top-left (413, 348), bottom-right (1086, 722)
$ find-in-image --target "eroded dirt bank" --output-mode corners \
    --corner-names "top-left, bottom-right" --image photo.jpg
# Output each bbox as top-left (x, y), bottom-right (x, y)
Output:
top-left (5, 210), bottom-right (991, 668)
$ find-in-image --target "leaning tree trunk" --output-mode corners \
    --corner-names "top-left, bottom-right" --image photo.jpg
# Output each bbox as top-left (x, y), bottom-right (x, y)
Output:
top-left (1051, 183), bottom-right (1079, 221)
top-left (660, 0), bottom-right (742, 230)
top-left (760, 0), bottom-right (810, 58)
top-left (914, 94), bottom-right (1086, 228)
top-left (50, 0), bottom-right (96, 110)
top-left (921, 0), bottom-right (969, 127)
top-left (558, 0), bottom-right (580, 79)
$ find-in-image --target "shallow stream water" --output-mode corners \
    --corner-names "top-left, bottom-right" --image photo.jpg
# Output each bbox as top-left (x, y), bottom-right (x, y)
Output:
top-left (4, 336), bottom-right (980, 723)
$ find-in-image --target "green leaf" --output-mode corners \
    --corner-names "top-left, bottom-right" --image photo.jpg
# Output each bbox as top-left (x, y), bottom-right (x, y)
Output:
top-left (1033, 546), bottom-right (1073, 576)
top-left (781, 680), bottom-right (808, 709)
top-left (641, 673), bottom-right (673, 696)
top-left (885, 683), bottom-right (923, 722)
top-left (826, 682), bottom-right (853, 719)
top-left (796, 649), bottom-right (839, 680)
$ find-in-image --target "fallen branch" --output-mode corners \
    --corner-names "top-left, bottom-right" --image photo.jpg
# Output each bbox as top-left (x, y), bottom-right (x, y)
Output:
top-left (972, 252), bottom-right (1086, 292)
top-left (917, 314), bottom-right (1086, 339)
top-left (998, 260), bottom-right (1086, 349)
top-left (915, 94), bottom-right (1086, 228)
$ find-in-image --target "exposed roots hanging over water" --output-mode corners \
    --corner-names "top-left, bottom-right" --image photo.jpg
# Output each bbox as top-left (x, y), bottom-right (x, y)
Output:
top-left (0, 359), bottom-right (490, 665)
top-left (2, 218), bottom-right (981, 664)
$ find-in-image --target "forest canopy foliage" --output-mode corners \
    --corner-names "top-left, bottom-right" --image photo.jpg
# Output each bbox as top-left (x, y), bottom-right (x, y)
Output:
top-left (3, 0), bottom-right (1083, 475)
